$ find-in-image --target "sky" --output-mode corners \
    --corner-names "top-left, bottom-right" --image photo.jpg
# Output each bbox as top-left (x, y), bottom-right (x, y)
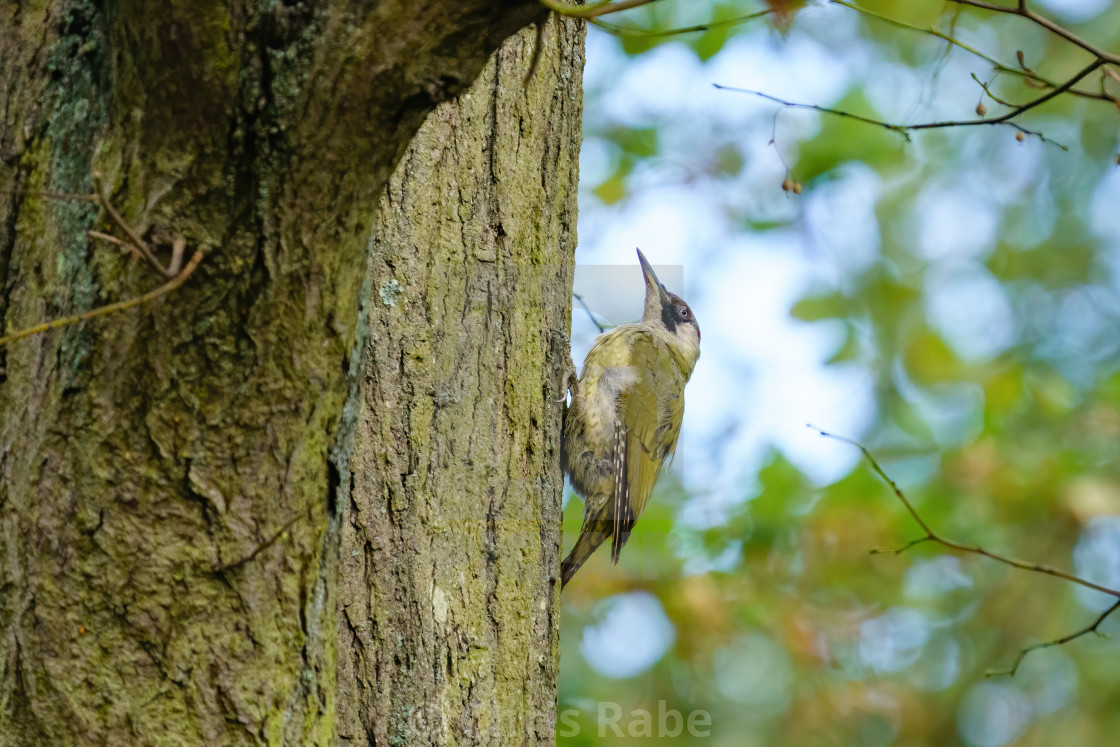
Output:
top-left (573, 3), bottom-right (887, 510)
top-left (566, 2), bottom-right (1120, 737)
top-left (573, 0), bottom-right (1120, 507)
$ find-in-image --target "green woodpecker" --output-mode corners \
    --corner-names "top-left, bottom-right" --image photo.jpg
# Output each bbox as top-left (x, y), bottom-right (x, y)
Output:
top-left (560, 249), bottom-right (700, 588)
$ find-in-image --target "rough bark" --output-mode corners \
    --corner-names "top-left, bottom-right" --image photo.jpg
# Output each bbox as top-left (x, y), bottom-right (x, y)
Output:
top-left (0, 1), bottom-right (576, 744)
top-left (336, 19), bottom-right (582, 746)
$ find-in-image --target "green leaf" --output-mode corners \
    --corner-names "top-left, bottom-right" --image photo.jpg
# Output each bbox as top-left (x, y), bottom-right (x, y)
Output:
top-left (619, 32), bottom-right (660, 57)
top-left (790, 292), bottom-right (849, 322)
top-left (826, 324), bottom-right (861, 364)
top-left (592, 174), bottom-right (626, 205)
top-left (902, 329), bottom-right (960, 385)
top-left (605, 126), bottom-right (659, 158)
top-left (691, 21), bottom-right (730, 62)
top-left (589, 154), bottom-right (635, 205)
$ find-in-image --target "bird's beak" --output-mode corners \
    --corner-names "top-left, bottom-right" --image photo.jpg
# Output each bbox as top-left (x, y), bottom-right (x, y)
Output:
top-left (637, 248), bottom-right (669, 302)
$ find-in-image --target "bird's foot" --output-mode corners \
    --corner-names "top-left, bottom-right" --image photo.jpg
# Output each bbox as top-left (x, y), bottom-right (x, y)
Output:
top-left (550, 329), bottom-right (578, 404)
top-left (556, 365), bottom-right (578, 404)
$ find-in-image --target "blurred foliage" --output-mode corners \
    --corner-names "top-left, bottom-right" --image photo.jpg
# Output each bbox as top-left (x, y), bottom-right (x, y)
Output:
top-left (561, 1), bottom-right (1120, 745)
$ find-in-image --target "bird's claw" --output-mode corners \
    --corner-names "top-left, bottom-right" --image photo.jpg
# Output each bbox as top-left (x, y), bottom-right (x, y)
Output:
top-left (551, 329), bottom-right (578, 404)
top-left (556, 365), bottom-right (578, 404)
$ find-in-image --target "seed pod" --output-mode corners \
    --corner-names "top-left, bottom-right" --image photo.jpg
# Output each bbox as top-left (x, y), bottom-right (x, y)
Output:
top-left (792, 182), bottom-right (803, 195)
top-left (975, 102), bottom-right (987, 117)
top-left (1015, 132), bottom-right (1025, 142)
top-left (782, 178), bottom-right (793, 192)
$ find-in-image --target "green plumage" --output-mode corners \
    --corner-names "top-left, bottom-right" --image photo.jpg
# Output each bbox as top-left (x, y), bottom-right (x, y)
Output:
top-left (560, 251), bottom-right (700, 588)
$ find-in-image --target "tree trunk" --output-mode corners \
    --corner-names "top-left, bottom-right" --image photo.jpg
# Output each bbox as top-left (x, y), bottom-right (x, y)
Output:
top-left (0, 1), bottom-right (580, 744)
top-left (336, 19), bottom-right (583, 746)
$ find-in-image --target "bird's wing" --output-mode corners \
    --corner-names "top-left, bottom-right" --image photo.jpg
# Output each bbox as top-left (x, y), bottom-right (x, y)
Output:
top-left (611, 334), bottom-right (682, 561)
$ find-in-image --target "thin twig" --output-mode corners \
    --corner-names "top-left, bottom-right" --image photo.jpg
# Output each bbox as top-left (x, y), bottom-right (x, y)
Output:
top-left (0, 188), bottom-right (98, 203)
top-left (573, 292), bottom-right (609, 333)
top-left (0, 247), bottom-right (206, 347)
top-left (812, 426), bottom-right (1120, 598)
top-left (919, 58), bottom-right (1105, 125)
top-left (713, 61), bottom-right (1100, 150)
top-left (212, 512), bottom-right (305, 573)
top-left (88, 229), bottom-right (149, 265)
top-left (987, 598), bottom-right (1120, 677)
top-left (972, 73), bottom-right (1023, 108)
top-left (715, 84), bottom-right (918, 140)
top-left (591, 9), bottom-right (771, 37)
top-left (1104, 66), bottom-right (1120, 111)
top-left (946, 0), bottom-right (1120, 67)
top-left (540, 0), bottom-right (659, 20)
top-left (92, 172), bottom-right (174, 278)
top-left (166, 236), bottom-right (186, 276)
top-left (831, 0), bottom-right (1116, 104)
top-left (812, 425), bottom-right (1120, 675)
top-left (810, 425), bottom-right (1120, 595)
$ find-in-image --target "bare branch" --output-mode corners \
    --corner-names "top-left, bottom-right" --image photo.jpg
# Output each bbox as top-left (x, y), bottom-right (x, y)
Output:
top-left (715, 85), bottom-right (916, 140)
top-left (0, 188), bottom-right (97, 203)
top-left (212, 512), bottom-right (305, 573)
top-left (572, 292), bottom-right (610, 333)
top-left (972, 73), bottom-right (1025, 108)
top-left (987, 599), bottom-right (1120, 677)
top-left (945, 0), bottom-right (1120, 66)
top-left (540, 0), bottom-right (660, 20)
top-left (0, 246), bottom-right (206, 348)
top-left (91, 172), bottom-right (177, 278)
top-left (591, 9), bottom-right (771, 37)
top-left (812, 425), bottom-right (1120, 675)
top-left (831, 0), bottom-right (1117, 104)
top-left (712, 83), bottom-right (1070, 149)
top-left (910, 58), bottom-right (1101, 135)
top-left (813, 426), bottom-right (1120, 598)
top-left (88, 229), bottom-right (150, 265)
top-left (717, 56), bottom-right (1107, 149)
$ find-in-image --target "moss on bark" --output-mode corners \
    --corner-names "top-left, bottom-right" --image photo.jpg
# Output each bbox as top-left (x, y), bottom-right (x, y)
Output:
top-left (0, 1), bottom-right (577, 744)
top-left (336, 16), bottom-right (583, 745)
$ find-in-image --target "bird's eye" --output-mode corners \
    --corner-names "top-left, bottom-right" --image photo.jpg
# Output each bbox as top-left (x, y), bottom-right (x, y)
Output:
top-left (679, 306), bottom-right (689, 318)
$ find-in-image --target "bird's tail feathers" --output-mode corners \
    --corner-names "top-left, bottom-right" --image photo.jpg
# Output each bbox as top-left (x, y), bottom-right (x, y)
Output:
top-left (560, 510), bottom-right (612, 590)
top-left (610, 424), bottom-right (632, 563)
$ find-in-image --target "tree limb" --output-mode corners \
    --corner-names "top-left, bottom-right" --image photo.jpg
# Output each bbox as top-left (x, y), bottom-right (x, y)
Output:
top-left (831, 0), bottom-right (1117, 104)
top-left (540, 0), bottom-right (660, 20)
top-left (92, 172), bottom-right (177, 278)
top-left (572, 292), bottom-right (610, 333)
top-left (0, 245), bottom-right (206, 348)
top-left (212, 512), bottom-right (306, 573)
top-left (591, 9), bottom-right (771, 37)
top-left (987, 598), bottom-right (1120, 677)
top-left (813, 426), bottom-right (1120, 675)
top-left (713, 59), bottom-right (1108, 151)
top-left (713, 84), bottom-right (1066, 148)
top-left (946, 0), bottom-right (1120, 67)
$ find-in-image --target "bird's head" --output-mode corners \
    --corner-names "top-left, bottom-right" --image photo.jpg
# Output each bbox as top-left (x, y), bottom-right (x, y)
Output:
top-left (637, 248), bottom-right (700, 346)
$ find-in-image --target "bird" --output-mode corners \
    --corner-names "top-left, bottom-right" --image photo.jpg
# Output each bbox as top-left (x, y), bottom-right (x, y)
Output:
top-left (560, 248), bottom-right (700, 589)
